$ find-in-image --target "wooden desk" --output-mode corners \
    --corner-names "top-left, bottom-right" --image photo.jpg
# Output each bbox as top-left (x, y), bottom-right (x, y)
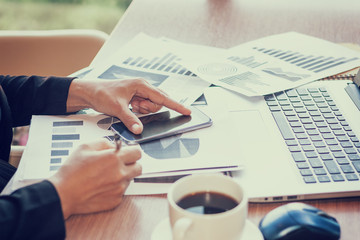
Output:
top-left (70, 0), bottom-right (360, 239)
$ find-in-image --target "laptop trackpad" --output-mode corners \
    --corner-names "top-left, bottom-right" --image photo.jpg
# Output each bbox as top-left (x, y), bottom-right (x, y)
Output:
top-left (230, 110), bottom-right (270, 145)
top-left (229, 109), bottom-right (283, 166)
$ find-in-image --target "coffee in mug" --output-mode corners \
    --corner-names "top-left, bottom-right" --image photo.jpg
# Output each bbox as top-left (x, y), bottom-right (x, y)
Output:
top-left (176, 191), bottom-right (239, 215)
top-left (167, 174), bottom-right (248, 240)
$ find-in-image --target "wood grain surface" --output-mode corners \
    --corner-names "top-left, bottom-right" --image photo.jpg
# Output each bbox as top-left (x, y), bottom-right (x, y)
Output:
top-left (71, 0), bottom-right (360, 239)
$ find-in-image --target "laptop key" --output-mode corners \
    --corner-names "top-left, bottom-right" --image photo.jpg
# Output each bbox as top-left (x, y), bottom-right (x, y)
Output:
top-left (300, 169), bottom-right (313, 176)
top-left (302, 145), bottom-right (315, 152)
top-left (317, 175), bottom-right (331, 183)
top-left (329, 145), bottom-right (342, 152)
top-left (311, 135), bottom-right (323, 141)
top-left (324, 161), bottom-right (341, 174)
top-left (315, 122), bottom-right (327, 128)
top-left (272, 111), bottom-right (295, 140)
top-left (286, 116), bottom-right (299, 122)
top-left (297, 162), bottom-right (310, 169)
top-left (340, 165), bottom-right (355, 174)
top-left (313, 141), bottom-right (326, 148)
top-left (352, 162), bottom-right (360, 172)
top-left (317, 148), bottom-right (330, 154)
top-left (291, 152), bottom-right (307, 162)
top-left (337, 136), bottom-right (350, 142)
top-left (264, 95), bottom-right (275, 101)
top-left (348, 154), bottom-right (360, 161)
top-left (333, 152), bottom-right (346, 158)
top-left (320, 154), bottom-right (333, 161)
top-left (340, 142), bottom-right (353, 148)
top-left (309, 158), bottom-right (323, 168)
top-left (345, 174), bottom-right (359, 181)
top-left (286, 140), bottom-right (298, 146)
top-left (269, 106), bottom-right (281, 112)
top-left (335, 157), bottom-right (349, 165)
top-left (345, 148), bottom-right (357, 154)
top-left (289, 146), bottom-right (301, 152)
top-left (290, 122), bottom-right (302, 127)
top-left (347, 131), bottom-right (356, 137)
top-left (340, 121), bottom-right (349, 126)
top-left (314, 168), bottom-right (327, 175)
top-left (299, 139), bottom-right (311, 145)
top-left (285, 89), bottom-right (298, 97)
top-left (331, 174), bottom-right (345, 182)
top-left (296, 89), bottom-right (309, 96)
top-left (295, 108), bottom-right (307, 113)
top-left (305, 152), bottom-right (318, 158)
top-left (267, 101), bottom-right (279, 107)
top-left (329, 124), bottom-right (342, 130)
top-left (284, 111), bottom-right (296, 116)
top-left (303, 176), bottom-right (317, 183)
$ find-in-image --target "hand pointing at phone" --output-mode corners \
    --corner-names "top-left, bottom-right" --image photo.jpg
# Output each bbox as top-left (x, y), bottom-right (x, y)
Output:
top-left (66, 78), bottom-right (192, 134)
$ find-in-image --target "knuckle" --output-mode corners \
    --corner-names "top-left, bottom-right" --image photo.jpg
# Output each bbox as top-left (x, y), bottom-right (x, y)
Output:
top-left (109, 198), bottom-right (122, 209)
top-left (119, 183), bottom-right (127, 194)
top-left (78, 142), bottom-right (90, 150)
top-left (135, 164), bottom-right (142, 176)
top-left (118, 169), bottom-right (127, 181)
top-left (132, 148), bottom-right (142, 159)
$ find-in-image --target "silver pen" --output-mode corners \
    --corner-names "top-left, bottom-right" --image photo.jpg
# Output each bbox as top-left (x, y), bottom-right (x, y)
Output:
top-left (114, 134), bottom-right (122, 152)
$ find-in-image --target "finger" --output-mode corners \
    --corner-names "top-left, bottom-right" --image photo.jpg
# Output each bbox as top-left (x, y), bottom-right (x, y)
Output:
top-left (124, 162), bottom-right (142, 179)
top-left (135, 82), bottom-right (191, 115)
top-left (80, 138), bottom-right (113, 151)
top-left (117, 147), bottom-right (142, 165)
top-left (139, 101), bottom-right (162, 113)
top-left (116, 106), bottom-right (144, 134)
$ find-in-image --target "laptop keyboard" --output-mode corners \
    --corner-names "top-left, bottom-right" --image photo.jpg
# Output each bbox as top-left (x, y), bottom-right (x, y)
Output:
top-left (265, 87), bottom-right (360, 184)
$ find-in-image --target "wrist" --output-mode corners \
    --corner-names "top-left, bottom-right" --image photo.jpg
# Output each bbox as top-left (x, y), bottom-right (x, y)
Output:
top-left (66, 79), bottom-right (93, 112)
top-left (48, 175), bottom-right (74, 219)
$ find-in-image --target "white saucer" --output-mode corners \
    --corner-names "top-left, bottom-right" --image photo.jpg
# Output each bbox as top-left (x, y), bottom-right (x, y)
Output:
top-left (151, 218), bottom-right (264, 240)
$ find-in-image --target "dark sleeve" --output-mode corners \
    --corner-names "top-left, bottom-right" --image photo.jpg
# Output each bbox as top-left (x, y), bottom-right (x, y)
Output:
top-left (0, 75), bottom-right (75, 126)
top-left (0, 180), bottom-right (66, 240)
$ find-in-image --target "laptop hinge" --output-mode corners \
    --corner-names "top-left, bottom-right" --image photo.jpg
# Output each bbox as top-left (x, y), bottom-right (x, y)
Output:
top-left (354, 68), bottom-right (360, 88)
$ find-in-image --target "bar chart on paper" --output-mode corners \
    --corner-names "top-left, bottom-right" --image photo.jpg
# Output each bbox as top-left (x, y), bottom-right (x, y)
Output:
top-left (121, 52), bottom-right (197, 77)
top-left (253, 47), bottom-right (359, 73)
top-left (50, 120), bottom-right (83, 172)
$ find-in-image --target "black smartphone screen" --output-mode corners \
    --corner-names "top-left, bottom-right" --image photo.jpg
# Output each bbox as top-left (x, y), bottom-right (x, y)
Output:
top-left (111, 107), bottom-right (212, 144)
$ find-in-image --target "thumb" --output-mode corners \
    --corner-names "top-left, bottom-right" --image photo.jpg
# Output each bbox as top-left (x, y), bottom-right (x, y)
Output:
top-left (117, 108), bottom-right (143, 134)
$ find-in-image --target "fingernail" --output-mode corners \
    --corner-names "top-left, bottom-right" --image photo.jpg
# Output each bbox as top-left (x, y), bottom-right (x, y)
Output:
top-left (132, 123), bottom-right (141, 134)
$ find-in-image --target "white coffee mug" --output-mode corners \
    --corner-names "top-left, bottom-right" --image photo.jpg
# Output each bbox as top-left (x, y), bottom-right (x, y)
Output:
top-left (167, 174), bottom-right (248, 240)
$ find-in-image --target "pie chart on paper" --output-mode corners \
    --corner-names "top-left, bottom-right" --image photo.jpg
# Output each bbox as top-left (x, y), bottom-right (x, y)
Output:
top-left (97, 116), bottom-right (120, 130)
top-left (140, 134), bottom-right (200, 159)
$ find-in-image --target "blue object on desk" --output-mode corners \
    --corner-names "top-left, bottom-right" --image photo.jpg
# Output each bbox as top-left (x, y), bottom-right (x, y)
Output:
top-left (259, 202), bottom-right (340, 240)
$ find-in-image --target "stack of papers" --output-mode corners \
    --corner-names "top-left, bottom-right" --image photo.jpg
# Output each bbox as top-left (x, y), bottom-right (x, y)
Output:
top-left (7, 31), bottom-right (360, 195)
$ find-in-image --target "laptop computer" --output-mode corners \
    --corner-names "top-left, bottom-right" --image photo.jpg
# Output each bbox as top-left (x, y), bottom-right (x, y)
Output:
top-left (204, 70), bottom-right (360, 202)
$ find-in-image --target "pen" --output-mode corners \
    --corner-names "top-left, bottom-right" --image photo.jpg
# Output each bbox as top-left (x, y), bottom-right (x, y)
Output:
top-left (114, 134), bottom-right (122, 152)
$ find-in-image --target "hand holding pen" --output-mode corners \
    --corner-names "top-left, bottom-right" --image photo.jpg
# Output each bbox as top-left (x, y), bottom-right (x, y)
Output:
top-left (114, 134), bottom-right (122, 152)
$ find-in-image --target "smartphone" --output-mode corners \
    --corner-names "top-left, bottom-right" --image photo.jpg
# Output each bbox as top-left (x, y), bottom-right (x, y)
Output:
top-left (111, 106), bottom-right (212, 144)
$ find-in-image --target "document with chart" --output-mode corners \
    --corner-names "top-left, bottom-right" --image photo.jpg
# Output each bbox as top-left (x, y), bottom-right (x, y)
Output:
top-left (86, 33), bottom-right (210, 106)
top-left (169, 32), bottom-right (360, 96)
top-left (10, 110), bottom-right (242, 194)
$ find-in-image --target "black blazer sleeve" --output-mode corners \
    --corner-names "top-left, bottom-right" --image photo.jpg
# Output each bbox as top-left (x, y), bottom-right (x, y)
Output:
top-left (0, 75), bottom-right (74, 126)
top-left (0, 75), bottom-right (74, 239)
top-left (0, 180), bottom-right (66, 240)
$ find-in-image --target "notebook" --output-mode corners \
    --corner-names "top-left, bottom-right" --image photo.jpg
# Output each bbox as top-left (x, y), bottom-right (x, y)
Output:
top-left (204, 69), bottom-right (360, 202)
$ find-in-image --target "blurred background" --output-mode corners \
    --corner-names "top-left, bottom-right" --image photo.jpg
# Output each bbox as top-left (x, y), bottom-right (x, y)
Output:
top-left (0, 0), bottom-right (132, 34)
top-left (1, 0), bottom-right (132, 146)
